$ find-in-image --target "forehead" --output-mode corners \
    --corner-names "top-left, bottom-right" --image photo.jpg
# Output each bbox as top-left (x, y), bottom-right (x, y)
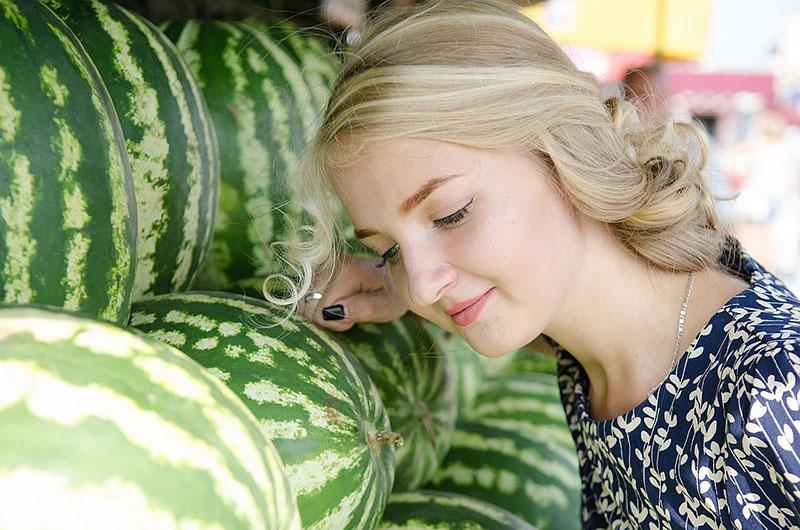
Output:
top-left (330, 138), bottom-right (481, 201)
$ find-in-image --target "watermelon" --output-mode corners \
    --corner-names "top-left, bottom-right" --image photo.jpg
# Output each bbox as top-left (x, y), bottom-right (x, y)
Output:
top-left (226, 275), bottom-right (275, 299)
top-left (0, 0), bottom-right (136, 324)
top-left (379, 490), bottom-right (538, 530)
top-left (47, 0), bottom-right (220, 300)
top-left (335, 314), bottom-right (457, 491)
top-left (0, 304), bottom-right (301, 530)
top-left (430, 373), bottom-right (581, 529)
top-left (481, 335), bottom-right (558, 378)
top-left (255, 19), bottom-right (339, 111)
top-left (465, 373), bottom-right (575, 449)
top-left (160, 20), bottom-right (317, 289)
top-left (423, 322), bottom-right (484, 417)
top-left (489, 349), bottom-right (558, 377)
top-left (425, 324), bottom-right (559, 417)
top-left (129, 291), bottom-right (400, 530)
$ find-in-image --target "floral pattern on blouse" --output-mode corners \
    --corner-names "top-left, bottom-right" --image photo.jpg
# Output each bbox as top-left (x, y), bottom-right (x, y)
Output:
top-left (551, 237), bottom-right (800, 529)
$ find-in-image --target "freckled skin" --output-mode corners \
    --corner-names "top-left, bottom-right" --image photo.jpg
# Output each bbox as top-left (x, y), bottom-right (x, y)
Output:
top-left (334, 138), bottom-right (586, 358)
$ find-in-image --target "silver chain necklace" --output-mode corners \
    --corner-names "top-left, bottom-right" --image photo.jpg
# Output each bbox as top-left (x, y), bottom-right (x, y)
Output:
top-left (647, 271), bottom-right (696, 398)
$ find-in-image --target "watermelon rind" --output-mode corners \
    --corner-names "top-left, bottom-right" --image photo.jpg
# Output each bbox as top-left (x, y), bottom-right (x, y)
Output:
top-left (379, 489), bottom-right (538, 530)
top-left (160, 20), bottom-right (314, 289)
top-left (335, 314), bottom-right (457, 491)
top-left (0, 304), bottom-right (301, 530)
top-left (130, 291), bottom-right (399, 530)
top-left (47, 0), bottom-right (220, 300)
top-left (430, 372), bottom-right (581, 530)
top-left (0, 0), bottom-right (136, 324)
top-left (423, 322), bottom-right (484, 417)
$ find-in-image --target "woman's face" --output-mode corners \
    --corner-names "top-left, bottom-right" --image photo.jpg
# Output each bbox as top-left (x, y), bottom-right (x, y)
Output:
top-left (332, 138), bottom-right (587, 356)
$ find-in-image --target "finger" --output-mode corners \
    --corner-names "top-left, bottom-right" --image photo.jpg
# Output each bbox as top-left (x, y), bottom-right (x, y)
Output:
top-left (300, 264), bottom-right (378, 322)
top-left (332, 290), bottom-right (383, 323)
top-left (331, 289), bottom-right (406, 325)
top-left (299, 255), bottom-right (399, 330)
top-left (301, 291), bottom-right (378, 332)
top-left (307, 290), bottom-right (407, 332)
top-left (297, 291), bottom-right (325, 321)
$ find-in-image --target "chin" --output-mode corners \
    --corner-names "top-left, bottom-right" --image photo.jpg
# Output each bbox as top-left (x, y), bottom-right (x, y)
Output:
top-left (463, 326), bottom-right (541, 358)
top-left (417, 313), bottom-right (528, 358)
top-left (462, 336), bottom-right (521, 358)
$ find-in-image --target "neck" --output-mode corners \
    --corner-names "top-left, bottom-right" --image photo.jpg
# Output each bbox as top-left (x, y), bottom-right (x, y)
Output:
top-left (543, 224), bottom-right (748, 420)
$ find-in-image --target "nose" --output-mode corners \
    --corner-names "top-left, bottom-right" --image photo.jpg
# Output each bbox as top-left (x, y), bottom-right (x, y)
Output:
top-left (399, 244), bottom-right (458, 308)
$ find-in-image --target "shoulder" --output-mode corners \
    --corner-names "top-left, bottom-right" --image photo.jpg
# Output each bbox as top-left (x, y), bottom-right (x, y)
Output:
top-left (717, 248), bottom-right (800, 360)
top-left (726, 294), bottom-right (800, 459)
top-left (726, 323), bottom-right (800, 525)
top-left (736, 341), bottom-right (800, 423)
top-left (724, 286), bottom-right (800, 399)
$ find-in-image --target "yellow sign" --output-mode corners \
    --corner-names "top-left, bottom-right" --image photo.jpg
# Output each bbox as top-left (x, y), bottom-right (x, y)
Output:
top-left (522, 0), bottom-right (714, 60)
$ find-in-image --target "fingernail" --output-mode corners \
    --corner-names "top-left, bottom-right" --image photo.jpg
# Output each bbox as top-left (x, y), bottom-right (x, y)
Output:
top-left (322, 304), bottom-right (346, 321)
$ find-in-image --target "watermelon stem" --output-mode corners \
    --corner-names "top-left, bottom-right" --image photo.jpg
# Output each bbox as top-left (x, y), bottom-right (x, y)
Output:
top-left (370, 430), bottom-right (404, 448)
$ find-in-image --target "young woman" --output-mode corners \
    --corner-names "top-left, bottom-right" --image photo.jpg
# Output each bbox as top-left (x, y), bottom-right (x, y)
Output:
top-left (268, 0), bottom-right (800, 526)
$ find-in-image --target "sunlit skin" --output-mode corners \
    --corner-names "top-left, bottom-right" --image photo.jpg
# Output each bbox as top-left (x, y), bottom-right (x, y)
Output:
top-left (329, 138), bottom-right (749, 420)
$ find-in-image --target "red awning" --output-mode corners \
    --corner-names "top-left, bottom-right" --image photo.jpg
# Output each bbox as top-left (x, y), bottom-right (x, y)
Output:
top-left (665, 68), bottom-right (774, 100)
top-left (664, 65), bottom-right (800, 123)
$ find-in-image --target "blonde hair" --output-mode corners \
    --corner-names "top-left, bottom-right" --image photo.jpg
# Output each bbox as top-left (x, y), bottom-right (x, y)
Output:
top-left (264, 0), bottom-right (734, 315)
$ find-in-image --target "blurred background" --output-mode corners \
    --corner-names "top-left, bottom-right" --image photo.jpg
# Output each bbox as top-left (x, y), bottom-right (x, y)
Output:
top-left (121, 0), bottom-right (800, 295)
top-left (523, 0), bottom-right (800, 295)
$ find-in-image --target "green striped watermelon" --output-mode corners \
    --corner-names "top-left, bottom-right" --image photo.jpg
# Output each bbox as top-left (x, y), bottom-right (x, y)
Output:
top-left (430, 373), bottom-right (581, 530)
top-left (160, 20), bottom-right (318, 289)
top-left (47, 0), bottom-right (220, 301)
top-left (425, 324), bottom-right (559, 417)
top-left (256, 20), bottom-right (339, 112)
top-left (489, 350), bottom-right (558, 377)
top-left (423, 322), bottom-right (484, 417)
top-left (335, 314), bottom-right (457, 491)
top-left (464, 373), bottom-right (574, 450)
top-left (481, 336), bottom-right (558, 378)
top-left (0, 304), bottom-right (300, 530)
top-left (129, 292), bottom-right (400, 530)
top-left (379, 490), bottom-right (538, 530)
top-left (0, 0), bottom-right (136, 324)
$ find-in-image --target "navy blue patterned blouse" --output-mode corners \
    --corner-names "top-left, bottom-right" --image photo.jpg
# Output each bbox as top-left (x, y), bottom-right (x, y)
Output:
top-left (551, 237), bottom-right (800, 529)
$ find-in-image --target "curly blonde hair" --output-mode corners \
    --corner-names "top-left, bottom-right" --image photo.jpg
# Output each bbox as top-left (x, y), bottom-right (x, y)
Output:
top-left (264, 0), bottom-right (734, 315)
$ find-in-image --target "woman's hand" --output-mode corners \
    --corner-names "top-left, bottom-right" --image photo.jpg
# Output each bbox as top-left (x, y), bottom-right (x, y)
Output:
top-left (299, 254), bottom-right (408, 331)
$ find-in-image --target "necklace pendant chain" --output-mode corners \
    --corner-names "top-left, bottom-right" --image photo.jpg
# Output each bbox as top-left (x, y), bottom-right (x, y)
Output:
top-left (649, 271), bottom-right (696, 397)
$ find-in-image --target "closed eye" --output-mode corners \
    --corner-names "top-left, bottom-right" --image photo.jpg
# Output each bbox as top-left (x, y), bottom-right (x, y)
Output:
top-left (433, 197), bottom-right (474, 229)
top-left (374, 198), bottom-right (475, 269)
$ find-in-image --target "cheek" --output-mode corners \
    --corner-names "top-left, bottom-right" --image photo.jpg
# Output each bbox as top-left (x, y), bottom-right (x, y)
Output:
top-left (390, 267), bottom-right (409, 302)
top-left (483, 193), bottom-right (573, 295)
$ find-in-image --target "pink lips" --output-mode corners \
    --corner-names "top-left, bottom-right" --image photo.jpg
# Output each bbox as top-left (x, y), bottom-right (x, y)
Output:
top-left (446, 288), bottom-right (495, 327)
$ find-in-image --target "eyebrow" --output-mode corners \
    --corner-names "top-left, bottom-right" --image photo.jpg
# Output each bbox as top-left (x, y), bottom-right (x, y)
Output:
top-left (354, 174), bottom-right (462, 240)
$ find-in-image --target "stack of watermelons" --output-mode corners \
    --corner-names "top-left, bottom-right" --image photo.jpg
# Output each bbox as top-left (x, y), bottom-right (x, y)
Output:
top-left (0, 1), bottom-right (581, 528)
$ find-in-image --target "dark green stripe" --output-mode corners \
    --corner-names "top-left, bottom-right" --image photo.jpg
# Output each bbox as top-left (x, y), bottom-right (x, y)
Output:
top-left (381, 490), bottom-right (537, 529)
top-left (148, 15), bottom-right (219, 291)
top-left (130, 292), bottom-right (394, 529)
top-left (432, 419), bottom-right (580, 530)
top-left (1, 1), bottom-right (135, 324)
top-left (192, 22), bottom-right (252, 285)
top-left (473, 373), bottom-right (567, 425)
top-left (336, 314), bottom-right (456, 491)
top-left (264, 21), bottom-right (334, 112)
top-left (0, 320), bottom-right (273, 525)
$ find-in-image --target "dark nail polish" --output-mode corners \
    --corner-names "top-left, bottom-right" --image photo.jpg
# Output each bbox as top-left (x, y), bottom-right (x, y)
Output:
top-left (322, 304), bottom-right (346, 321)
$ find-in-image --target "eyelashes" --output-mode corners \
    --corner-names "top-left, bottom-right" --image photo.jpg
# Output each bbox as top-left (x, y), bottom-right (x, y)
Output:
top-left (433, 197), bottom-right (473, 228)
top-left (375, 198), bottom-right (474, 269)
top-left (375, 244), bottom-right (399, 269)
